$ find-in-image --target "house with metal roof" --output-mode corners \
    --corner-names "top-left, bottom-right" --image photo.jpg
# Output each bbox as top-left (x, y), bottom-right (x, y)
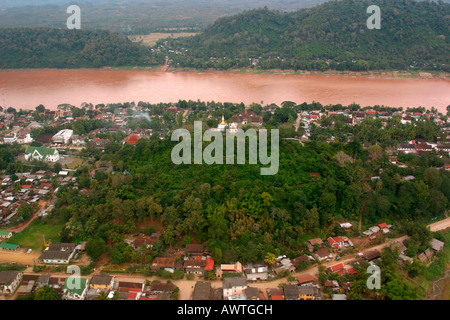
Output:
top-left (430, 238), bottom-right (445, 252)
top-left (38, 242), bottom-right (78, 264)
top-left (0, 243), bottom-right (19, 251)
top-left (63, 277), bottom-right (89, 300)
top-left (25, 146), bottom-right (60, 162)
top-left (0, 230), bottom-right (13, 238)
top-left (223, 277), bottom-right (247, 299)
top-left (0, 270), bottom-right (23, 294)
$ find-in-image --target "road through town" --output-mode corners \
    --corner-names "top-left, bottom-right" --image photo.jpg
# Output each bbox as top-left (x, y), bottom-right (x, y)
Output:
top-left (2, 217), bottom-right (450, 300)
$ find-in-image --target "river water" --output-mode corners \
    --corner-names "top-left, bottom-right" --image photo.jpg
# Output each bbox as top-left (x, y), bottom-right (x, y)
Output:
top-left (0, 69), bottom-right (448, 112)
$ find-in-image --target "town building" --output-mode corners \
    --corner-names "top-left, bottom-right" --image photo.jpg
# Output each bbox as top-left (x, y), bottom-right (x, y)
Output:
top-left (0, 270), bottom-right (23, 295)
top-left (0, 230), bottom-right (13, 239)
top-left (63, 277), bottom-right (89, 300)
top-left (89, 274), bottom-right (115, 291)
top-left (223, 277), bottom-right (247, 299)
top-left (25, 146), bottom-right (60, 162)
top-left (216, 262), bottom-right (242, 279)
top-left (38, 243), bottom-right (78, 264)
top-left (52, 129), bottom-right (73, 144)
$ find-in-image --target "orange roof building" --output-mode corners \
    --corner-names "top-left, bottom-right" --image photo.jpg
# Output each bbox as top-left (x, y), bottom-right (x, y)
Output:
top-left (125, 134), bottom-right (140, 145)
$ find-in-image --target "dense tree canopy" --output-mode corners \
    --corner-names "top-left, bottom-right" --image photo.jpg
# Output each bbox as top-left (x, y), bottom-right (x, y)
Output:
top-left (52, 122), bottom-right (450, 263)
top-left (163, 0), bottom-right (450, 72)
top-left (0, 27), bottom-right (164, 68)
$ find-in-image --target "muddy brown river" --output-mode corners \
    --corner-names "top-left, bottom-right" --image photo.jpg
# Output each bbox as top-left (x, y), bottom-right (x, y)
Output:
top-left (0, 69), bottom-right (448, 112)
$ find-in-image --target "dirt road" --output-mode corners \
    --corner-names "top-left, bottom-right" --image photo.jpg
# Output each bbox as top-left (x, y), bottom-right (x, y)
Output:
top-left (428, 216), bottom-right (450, 232)
top-left (7, 199), bottom-right (48, 233)
top-left (428, 268), bottom-right (450, 300)
top-left (0, 250), bottom-right (40, 265)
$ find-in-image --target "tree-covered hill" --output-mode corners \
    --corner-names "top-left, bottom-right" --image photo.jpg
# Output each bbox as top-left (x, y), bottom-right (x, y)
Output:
top-left (0, 1), bottom-right (448, 71)
top-left (164, 0), bottom-right (450, 71)
top-left (52, 128), bottom-right (449, 264)
top-left (0, 27), bottom-right (164, 68)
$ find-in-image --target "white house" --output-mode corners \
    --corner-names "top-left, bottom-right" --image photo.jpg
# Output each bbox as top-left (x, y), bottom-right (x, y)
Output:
top-left (243, 265), bottom-right (268, 282)
top-left (16, 133), bottom-right (33, 144)
top-left (63, 277), bottom-right (89, 300)
top-left (0, 230), bottom-right (13, 239)
top-left (38, 243), bottom-right (77, 264)
top-left (223, 277), bottom-right (247, 299)
top-left (52, 129), bottom-right (73, 144)
top-left (3, 133), bottom-right (17, 144)
top-left (25, 146), bottom-right (60, 162)
top-left (0, 271), bottom-right (23, 295)
top-left (71, 135), bottom-right (86, 146)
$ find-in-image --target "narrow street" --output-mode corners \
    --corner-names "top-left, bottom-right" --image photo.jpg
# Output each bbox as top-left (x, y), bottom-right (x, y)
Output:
top-left (7, 199), bottom-right (49, 233)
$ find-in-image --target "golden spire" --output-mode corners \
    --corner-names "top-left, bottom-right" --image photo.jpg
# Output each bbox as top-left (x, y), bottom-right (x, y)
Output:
top-left (221, 113), bottom-right (226, 125)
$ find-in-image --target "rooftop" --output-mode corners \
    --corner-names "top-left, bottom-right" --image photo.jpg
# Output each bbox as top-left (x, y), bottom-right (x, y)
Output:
top-left (223, 277), bottom-right (247, 289)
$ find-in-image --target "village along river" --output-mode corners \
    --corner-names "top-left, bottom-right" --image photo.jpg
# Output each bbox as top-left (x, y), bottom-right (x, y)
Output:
top-left (0, 69), bottom-right (449, 112)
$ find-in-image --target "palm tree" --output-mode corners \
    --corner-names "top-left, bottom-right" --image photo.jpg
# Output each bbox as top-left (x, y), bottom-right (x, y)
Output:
top-left (98, 290), bottom-right (108, 300)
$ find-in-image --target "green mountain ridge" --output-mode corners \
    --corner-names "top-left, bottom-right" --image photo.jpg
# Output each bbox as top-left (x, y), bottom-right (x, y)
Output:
top-left (0, 0), bottom-right (448, 71)
top-left (164, 0), bottom-right (450, 71)
top-left (0, 27), bottom-right (163, 68)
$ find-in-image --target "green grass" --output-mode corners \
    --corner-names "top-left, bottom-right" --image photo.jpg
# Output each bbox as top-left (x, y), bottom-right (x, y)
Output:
top-left (111, 66), bottom-right (137, 70)
top-left (0, 263), bottom-right (27, 271)
top-left (410, 231), bottom-right (450, 299)
top-left (6, 219), bottom-right (64, 251)
top-left (66, 157), bottom-right (83, 170)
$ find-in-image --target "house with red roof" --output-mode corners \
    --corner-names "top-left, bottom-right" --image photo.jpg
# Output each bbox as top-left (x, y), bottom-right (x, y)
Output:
top-left (335, 269), bottom-right (348, 276)
top-left (117, 281), bottom-right (144, 300)
top-left (296, 273), bottom-right (315, 286)
top-left (377, 222), bottom-right (392, 235)
top-left (267, 288), bottom-right (284, 300)
top-left (327, 236), bottom-right (353, 250)
top-left (328, 263), bottom-right (344, 273)
top-left (124, 134), bottom-right (140, 145)
top-left (151, 257), bottom-right (183, 273)
top-left (205, 257), bottom-right (214, 272)
top-left (346, 266), bottom-right (357, 275)
top-left (328, 263), bottom-right (356, 276)
top-left (183, 257), bottom-right (209, 275)
top-left (167, 106), bottom-right (179, 114)
top-left (378, 222), bottom-right (388, 229)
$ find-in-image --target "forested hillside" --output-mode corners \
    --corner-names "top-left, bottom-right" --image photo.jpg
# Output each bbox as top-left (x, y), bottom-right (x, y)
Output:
top-left (0, 27), bottom-right (163, 68)
top-left (0, 1), bottom-right (448, 71)
top-left (52, 122), bottom-right (450, 263)
top-left (164, 0), bottom-right (450, 71)
top-left (0, 0), bottom-right (329, 33)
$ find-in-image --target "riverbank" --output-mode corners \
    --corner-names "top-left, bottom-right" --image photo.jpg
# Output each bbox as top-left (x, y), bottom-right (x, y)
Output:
top-left (164, 67), bottom-right (450, 80)
top-left (1, 66), bottom-right (448, 81)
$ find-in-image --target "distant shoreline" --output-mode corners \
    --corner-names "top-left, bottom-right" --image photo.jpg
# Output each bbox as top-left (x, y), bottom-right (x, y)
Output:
top-left (164, 67), bottom-right (450, 81)
top-left (0, 66), bottom-right (448, 81)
